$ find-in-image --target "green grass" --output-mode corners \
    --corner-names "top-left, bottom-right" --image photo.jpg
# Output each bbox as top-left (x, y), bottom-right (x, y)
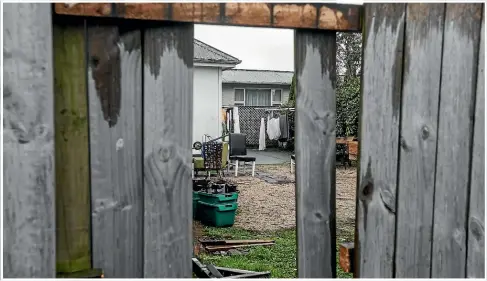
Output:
top-left (197, 226), bottom-right (354, 278)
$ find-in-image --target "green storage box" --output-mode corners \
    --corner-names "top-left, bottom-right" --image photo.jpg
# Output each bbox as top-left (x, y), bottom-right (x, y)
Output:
top-left (193, 191), bottom-right (200, 219)
top-left (197, 201), bottom-right (238, 227)
top-left (197, 191), bottom-right (238, 204)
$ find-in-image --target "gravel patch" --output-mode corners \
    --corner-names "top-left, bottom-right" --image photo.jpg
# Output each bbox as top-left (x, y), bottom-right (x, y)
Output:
top-left (223, 165), bottom-right (357, 232)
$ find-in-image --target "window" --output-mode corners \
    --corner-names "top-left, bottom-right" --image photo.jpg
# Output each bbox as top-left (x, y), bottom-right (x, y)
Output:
top-left (234, 89), bottom-right (244, 105)
top-left (272, 89), bottom-right (282, 105)
top-left (245, 89), bottom-right (271, 106)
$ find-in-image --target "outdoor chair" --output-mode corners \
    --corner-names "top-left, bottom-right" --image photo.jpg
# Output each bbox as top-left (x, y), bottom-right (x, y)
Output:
top-left (228, 133), bottom-right (256, 177)
top-left (290, 154), bottom-right (295, 173)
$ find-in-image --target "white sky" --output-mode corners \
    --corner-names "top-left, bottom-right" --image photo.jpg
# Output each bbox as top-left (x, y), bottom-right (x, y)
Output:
top-left (195, 24), bottom-right (294, 72)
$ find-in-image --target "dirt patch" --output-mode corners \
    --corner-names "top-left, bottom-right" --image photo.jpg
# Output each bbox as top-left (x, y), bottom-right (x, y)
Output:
top-left (222, 165), bottom-right (357, 232)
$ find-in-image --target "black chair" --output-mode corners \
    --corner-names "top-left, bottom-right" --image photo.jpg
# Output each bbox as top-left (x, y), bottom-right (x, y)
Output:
top-left (228, 133), bottom-right (256, 177)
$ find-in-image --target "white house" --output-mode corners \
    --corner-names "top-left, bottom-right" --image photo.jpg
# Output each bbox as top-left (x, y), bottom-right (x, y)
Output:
top-left (193, 39), bottom-right (241, 144)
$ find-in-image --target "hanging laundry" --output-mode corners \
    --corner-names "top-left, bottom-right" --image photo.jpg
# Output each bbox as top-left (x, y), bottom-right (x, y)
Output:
top-left (278, 113), bottom-right (289, 142)
top-left (266, 116), bottom-right (281, 140)
top-left (259, 117), bottom-right (266, 151)
top-left (233, 107), bottom-right (240, 133)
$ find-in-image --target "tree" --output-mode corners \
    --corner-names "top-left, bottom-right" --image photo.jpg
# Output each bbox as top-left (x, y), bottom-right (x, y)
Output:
top-left (284, 73), bottom-right (296, 108)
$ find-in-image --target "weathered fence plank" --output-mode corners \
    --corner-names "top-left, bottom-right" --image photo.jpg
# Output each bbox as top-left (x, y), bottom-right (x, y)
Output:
top-left (431, 3), bottom-right (483, 278)
top-left (295, 29), bottom-right (336, 278)
top-left (466, 7), bottom-right (485, 279)
top-left (357, 3), bottom-right (406, 278)
top-left (3, 3), bottom-right (56, 278)
top-left (394, 4), bottom-right (445, 278)
top-left (88, 25), bottom-right (144, 277)
top-left (143, 23), bottom-right (194, 278)
top-left (53, 23), bottom-right (92, 274)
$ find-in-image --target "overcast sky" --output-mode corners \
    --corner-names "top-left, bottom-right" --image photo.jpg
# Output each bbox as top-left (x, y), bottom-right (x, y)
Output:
top-left (195, 24), bottom-right (294, 71)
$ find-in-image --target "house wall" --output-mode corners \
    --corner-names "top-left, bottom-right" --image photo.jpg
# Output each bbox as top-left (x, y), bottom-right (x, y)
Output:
top-left (193, 66), bottom-right (222, 145)
top-left (222, 83), bottom-right (291, 106)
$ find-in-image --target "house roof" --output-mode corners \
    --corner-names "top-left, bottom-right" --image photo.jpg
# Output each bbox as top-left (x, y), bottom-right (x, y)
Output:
top-left (222, 69), bottom-right (294, 85)
top-left (194, 39), bottom-right (241, 65)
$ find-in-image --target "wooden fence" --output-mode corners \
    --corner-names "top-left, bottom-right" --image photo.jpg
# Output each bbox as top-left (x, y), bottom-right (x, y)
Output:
top-left (3, 2), bottom-right (484, 279)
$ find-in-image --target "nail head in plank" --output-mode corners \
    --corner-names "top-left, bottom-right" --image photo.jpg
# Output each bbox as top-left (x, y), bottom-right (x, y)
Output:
top-left (3, 3), bottom-right (56, 278)
top-left (357, 3), bottom-right (406, 278)
top-left (53, 23), bottom-right (92, 274)
top-left (466, 8), bottom-right (485, 279)
top-left (143, 23), bottom-right (194, 278)
top-left (87, 25), bottom-right (143, 277)
top-left (394, 3), bottom-right (445, 278)
top-left (295, 29), bottom-right (337, 278)
top-left (431, 3), bottom-right (483, 278)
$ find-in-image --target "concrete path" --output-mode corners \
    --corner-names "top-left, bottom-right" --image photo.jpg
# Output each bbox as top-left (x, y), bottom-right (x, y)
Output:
top-left (247, 149), bottom-right (292, 165)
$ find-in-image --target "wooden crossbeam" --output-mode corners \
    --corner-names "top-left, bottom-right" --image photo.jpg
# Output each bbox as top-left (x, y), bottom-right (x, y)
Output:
top-left (53, 3), bottom-right (362, 31)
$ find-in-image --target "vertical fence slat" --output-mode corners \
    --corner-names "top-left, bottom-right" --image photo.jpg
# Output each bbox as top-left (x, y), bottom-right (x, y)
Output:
top-left (88, 25), bottom-right (144, 277)
top-left (431, 3), bottom-right (483, 278)
top-left (295, 30), bottom-right (336, 278)
top-left (394, 4), bottom-right (445, 278)
top-left (143, 23), bottom-right (194, 278)
top-left (467, 9), bottom-right (485, 278)
top-left (53, 23), bottom-right (91, 274)
top-left (357, 3), bottom-right (406, 278)
top-left (3, 3), bottom-right (56, 278)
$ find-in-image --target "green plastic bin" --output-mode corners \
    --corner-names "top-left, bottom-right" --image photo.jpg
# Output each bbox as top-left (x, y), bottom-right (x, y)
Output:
top-left (193, 191), bottom-right (200, 219)
top-left (197, 201), bottom-right (238, 227)
top-left (197, 191), bottom-right (238, 204)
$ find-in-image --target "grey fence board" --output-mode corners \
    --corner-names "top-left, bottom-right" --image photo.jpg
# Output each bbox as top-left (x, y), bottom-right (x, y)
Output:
top-left (143, 24), bottom-right (194, 278)
top-left (3, 3), bottom-right (56, 278)
top-left (295, 29), bottom-right (336, 278)
top-left (357, 3), bottom-right (406, 278)
top-left (431, 3), bottom-right (483, 278)
top-left (394, 4), bottom-right (445, 278)
top-left (88, 26), bottom-right (144, 277)
top-left (466, 8), bottom-right (485, 279)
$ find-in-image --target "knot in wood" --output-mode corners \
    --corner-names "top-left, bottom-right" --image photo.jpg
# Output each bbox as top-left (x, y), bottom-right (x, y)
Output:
top-left (469, 217), bottom-right (484, 241)
top-left (421, 125), bottom-right (430, 140)
top-left (158, 145), bottom-right (174, 163)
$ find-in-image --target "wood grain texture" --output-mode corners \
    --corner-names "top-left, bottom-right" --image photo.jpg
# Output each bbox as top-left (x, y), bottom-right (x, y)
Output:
top-left (87, 25), bottom-right (143, 278)
top-left (53, 3), bottom-right (363, 31)
top-left (467, 8), bottom-right (485, 278)
top-left (357, 3), bottom-right (406, 278)
top-left (466, 9), bottom-right (485, 279)
top-left (295, 30), bottom-right (336, 278)
top-left (143, 23), bottom-right (194, 278)
top-left (431, 3), bottom-right (483, 278)
top-left (394, 3), bottom-right (445, 278)
top-left (53, 23), bottom-right (91, 274)
top-left (3, 3), bottom-right (56, 278)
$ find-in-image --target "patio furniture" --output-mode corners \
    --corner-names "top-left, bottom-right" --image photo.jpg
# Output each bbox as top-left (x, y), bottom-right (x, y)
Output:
top-left (192, 142), bottom-right (229, 178)
top-left (228, 133), bottom-right (256, 177)
top-left (290, 154), bottom-right (295, 173)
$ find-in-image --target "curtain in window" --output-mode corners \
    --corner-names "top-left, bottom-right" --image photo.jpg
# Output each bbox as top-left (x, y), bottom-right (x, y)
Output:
top-left (245, 89), bottom-right (271, 106)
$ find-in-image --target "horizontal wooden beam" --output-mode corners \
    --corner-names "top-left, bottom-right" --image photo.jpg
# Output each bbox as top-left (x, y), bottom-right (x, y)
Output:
top-left (54, 3), bottom-right (362, 31)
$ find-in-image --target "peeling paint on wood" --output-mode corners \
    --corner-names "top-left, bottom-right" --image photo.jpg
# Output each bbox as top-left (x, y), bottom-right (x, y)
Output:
top-left (431, 3), bottom-right (482, 278)
top-left (88, 25), bottom-right (143, 278)
top-left (295, 29), bottom-right (337, 278)
top-left (53, 3), bottom-right (363, 31)
top-left (3, 3), bottom-right (56, 277)
top-left (143, 23), bottom-right (194, 278)
top-left (53, 23), bottom-right (91, 274)
top-left (466, 10), bottom-right (485, 279)
top-left (357, 3), bottom-right (406, 278)
top-left (394, 3), bottom-right (445, 278)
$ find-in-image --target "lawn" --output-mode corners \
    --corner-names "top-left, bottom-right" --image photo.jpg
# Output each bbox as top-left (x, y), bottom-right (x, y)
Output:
top-left (197, 225), bottom-right (354, 278)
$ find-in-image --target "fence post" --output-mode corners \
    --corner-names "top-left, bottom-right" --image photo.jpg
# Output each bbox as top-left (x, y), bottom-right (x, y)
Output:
top-left (295, 29), bottom-right (337, 278)
top-left (3, 3), bottom-right (56, 278)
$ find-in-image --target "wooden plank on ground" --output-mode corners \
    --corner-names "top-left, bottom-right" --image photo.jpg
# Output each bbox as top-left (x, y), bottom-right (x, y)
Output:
top-left (53, 23), bottom-right (92, 274)
top-left (431, 3), bottom-right (483, 278)
top-left (295, 29), bottom-right (337, 278)
top-left (87, 24), bottom-right (143, 277)
top-left (466, 5), bottom-right (485, 279)
top-left (394, 3), bottom-right (445, 278)
top-left (53, 3), bottom-right (362, 31)
top-left (3, 3), bottom-right (56, 278)
top-left (143, 23), bottom-right (194, 278)
top-left (356, 3), bottom-right (406, 278)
